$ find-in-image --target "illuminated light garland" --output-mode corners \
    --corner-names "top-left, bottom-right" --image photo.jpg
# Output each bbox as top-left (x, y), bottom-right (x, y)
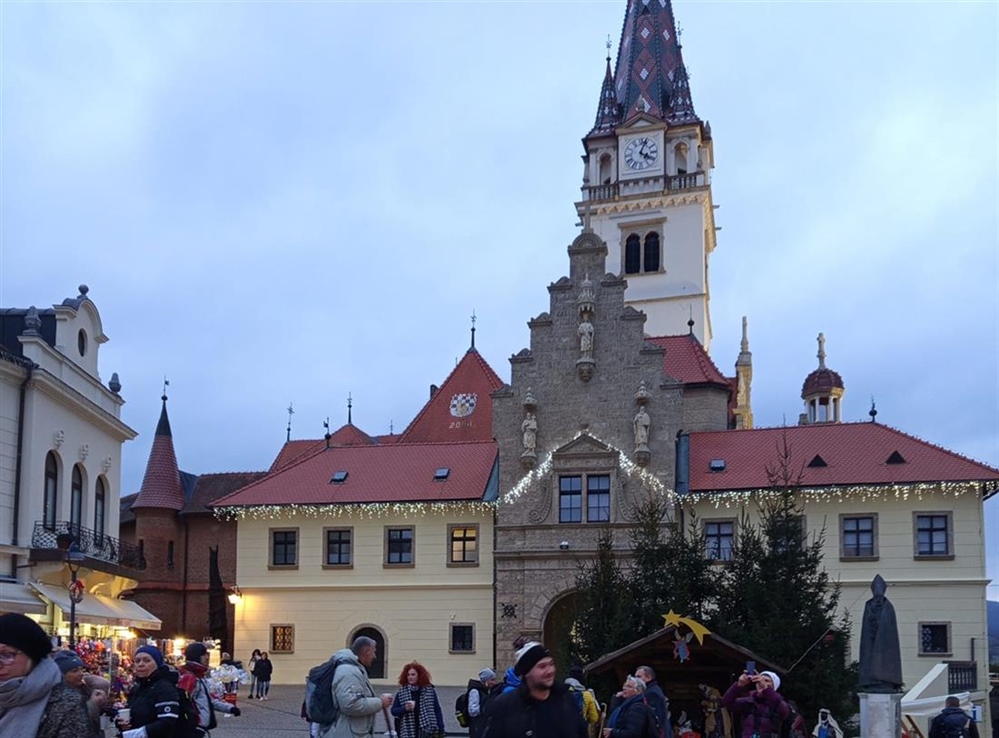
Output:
top-left (500, 430), bottom-right (675, 504)
top-left (213, 501), bottom-right (498, 522)
top-left (687, 480), bottom-right (989, 509)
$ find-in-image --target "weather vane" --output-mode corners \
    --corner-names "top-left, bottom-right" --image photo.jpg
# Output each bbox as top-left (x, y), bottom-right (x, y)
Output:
top-left (347, 393), bottom-right (353, 425)
top-left (162, 376), bottom-right (170, 400)
top-left (470, 310), bottom-right (477, 350)
top-left (286, 402), bottom-right (295, 442)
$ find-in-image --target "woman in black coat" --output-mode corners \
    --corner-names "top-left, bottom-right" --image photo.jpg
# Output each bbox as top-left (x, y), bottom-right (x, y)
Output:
top-left (116, 645), bottom-right (180, 738)
top-left (602, 677), bottom-right (652, 738)
top-left (252, 652), bottom-right (273, 700)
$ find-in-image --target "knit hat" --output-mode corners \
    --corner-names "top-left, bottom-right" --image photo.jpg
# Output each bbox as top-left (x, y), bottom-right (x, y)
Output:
top-left (0, 612), bottom-right (52, 663)
top-left (53, 649), bottom-right (85, 674)
top-left (83, 674), bottom-right (110, 693)
top-left (135, 645), bottom-right (164, 667)
top-left (184, 642), bottom-right (208, 663)
top-left (568, 665), bottom-right (585, 681)
top-left (513, 641), bottom-right (550, 677)
top-left (759, 670), bottom-right (781, 691)
top-left (478, 668), bottom-right (496, 682)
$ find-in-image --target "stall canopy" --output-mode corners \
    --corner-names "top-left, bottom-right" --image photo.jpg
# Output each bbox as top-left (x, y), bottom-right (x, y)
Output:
top-left (0, 581), bottom-right (47, 615)
top-left (29, 582), bottom-right (161, 630)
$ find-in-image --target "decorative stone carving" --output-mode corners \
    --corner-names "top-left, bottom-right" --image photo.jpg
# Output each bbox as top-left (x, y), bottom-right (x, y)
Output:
top-left (102, 455), bottom-right (113, 473)
top-left (633, 406), bottom-right (651, 466)
top-left (576, 358), bottom-right (595, 382)
top-left (108, 373), bottom-right (122, 394)
top-left (578, 316), bottom-right (594, 358)
top-left (577, 273), bottom-right (595, 315)
top-left (527, 481), bottom-right (552, 524)
top-left (23, 307), bottom-right (42, 336)
top-left (635, 381), bottom-right (651, 405)
top-left (520, 411), bottom-right (538, 469)
top-left (79, 444), bottom-right (90, 462)
top-left (53, 430), bottom-right (65, 449)
top-left (522, 388), bottom-right (537, 410)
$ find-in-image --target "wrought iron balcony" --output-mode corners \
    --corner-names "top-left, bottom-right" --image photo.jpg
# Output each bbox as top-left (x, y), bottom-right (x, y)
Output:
top-left (946, 661), bottom-right (977, 692)
top-left (31, 521), bottom-right (146, 571)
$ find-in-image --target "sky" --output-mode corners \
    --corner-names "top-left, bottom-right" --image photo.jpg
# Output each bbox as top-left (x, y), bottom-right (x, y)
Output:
top-left (2, 2), bottom-right (997, 593)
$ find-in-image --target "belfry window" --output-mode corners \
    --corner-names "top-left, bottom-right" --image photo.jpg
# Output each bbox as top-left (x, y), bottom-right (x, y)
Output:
top-left (624, 234), bottom-right (641, 274)
top-left (644, 233), bottom-right (660, 272)
top-left (674, 142), bottom-right (688, 175)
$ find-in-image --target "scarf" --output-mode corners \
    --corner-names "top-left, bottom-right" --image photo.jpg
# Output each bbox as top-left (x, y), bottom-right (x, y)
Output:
top-left (397, 685), bottom-right (441, 738)
top-left (0, 656), bottom-right (63, 737)
top-left (608, 694), bottom-right (644, 729)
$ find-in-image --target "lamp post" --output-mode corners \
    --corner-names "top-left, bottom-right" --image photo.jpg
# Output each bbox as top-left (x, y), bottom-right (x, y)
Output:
top-left (66, 542), bottom-right (84, 648)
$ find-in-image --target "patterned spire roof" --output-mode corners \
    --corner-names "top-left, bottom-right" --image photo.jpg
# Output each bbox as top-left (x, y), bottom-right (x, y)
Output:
top-left (591, 56), bottom-right (620, 135)
top-left (612, 0), bottom-right (698, 124)
top-left (132, 395), bottom-right (185, 511)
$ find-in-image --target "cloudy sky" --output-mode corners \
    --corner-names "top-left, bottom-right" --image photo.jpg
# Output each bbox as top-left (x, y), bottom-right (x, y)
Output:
top-left (2, 1), bottom-right (997, 592)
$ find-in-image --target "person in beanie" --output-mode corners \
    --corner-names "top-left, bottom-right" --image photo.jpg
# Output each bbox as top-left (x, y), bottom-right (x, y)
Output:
top-left (929, 696), bottom-right (980, 738)
top-left (466, 667), bottom-right (498, 738)
top-left (0, 612), bottom-right (90, 738)
top-left (480, 641), bottom-right (587, 738)
top-left (178, 641), bottom-right (240, 735)
top-left (54, 649), bottom-right (105, 738)
top-left (115, 644), bottom-right (181, 737)
top-left (564, 665), bottom-right (600, 734)
top-left (722, 669), bottom-right (789, 738)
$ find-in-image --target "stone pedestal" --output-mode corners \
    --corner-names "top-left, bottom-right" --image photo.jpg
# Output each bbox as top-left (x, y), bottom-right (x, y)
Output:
top-left (859, 692), bottom-right (902, 738)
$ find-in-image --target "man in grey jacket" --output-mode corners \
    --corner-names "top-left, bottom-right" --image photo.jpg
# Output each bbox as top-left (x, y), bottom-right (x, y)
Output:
top-left (327, 636), bottom-right (393, 738)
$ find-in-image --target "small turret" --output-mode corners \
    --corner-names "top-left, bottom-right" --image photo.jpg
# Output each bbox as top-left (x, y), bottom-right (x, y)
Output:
top-left (800, 333), bottom-right (845, 424)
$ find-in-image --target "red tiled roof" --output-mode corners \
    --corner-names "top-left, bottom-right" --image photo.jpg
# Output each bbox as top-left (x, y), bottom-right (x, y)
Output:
top-left (132, 401), bottom-right (185, 511)
top-left (399, 349), bottom-right (504, 443)
top-left (688, 422), bottom-right (999, 492)
top-left (213, 440), bottom-right (498, 507)
top-left (802, 367), bottom-right (844, 396)
top-left (181, 471), bottom-right (269, 514)
top-left (270, 440), bottom-right (325, 472)
top-left (648, 335), bottom-right (730, 387)
top-left (328, 423), bottom-right (376, 446)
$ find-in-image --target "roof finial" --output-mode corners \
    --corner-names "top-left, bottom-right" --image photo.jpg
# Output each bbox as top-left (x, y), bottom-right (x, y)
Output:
top-left (687, 306), bottom-right (695, 335)
top-left (286, 402), bottom-right (295, 442)
top-left (869, 396), bottom-right (878, 423)
top-left (323, 417), bottom-right (331, 448)
top-left (162, 376), bottom-right (169, 402)
top-left (470, 310), bottom-right (477, 350)
top-left (817, 332), bottom-right (827, 370)
top-left (606, 34), bottom-right (612, 62)
top-left (741, 316), bottom-right (749, 352)
top-left (389, 420), bottom-right (394, 435)
top-left (347, 393), bottom-right (353, 425)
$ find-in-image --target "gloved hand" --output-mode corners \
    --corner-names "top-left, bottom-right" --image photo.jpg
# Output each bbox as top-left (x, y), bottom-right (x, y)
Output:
top-left (231, 707), bottom-right (241, 717)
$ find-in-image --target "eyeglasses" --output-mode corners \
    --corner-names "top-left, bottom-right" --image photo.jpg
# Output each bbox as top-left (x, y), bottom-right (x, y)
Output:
top-left (0, 649), bottom-right (23, 665)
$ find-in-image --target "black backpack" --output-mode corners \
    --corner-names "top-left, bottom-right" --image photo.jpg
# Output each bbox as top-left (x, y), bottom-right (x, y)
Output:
top-left (642, 701), bottom-right (663, 738)
top-left (939, 710), bottom-right (971, 738)
top-left (455, 681), bottom-right (477, 728)
top-left (175, 685), bottom-right (202, 738)
top-left (306, 658), bottom-right (343, 726)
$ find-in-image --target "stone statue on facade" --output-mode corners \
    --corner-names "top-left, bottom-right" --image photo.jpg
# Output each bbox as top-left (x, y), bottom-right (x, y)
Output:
top-left (521, 412), bottom-right (538, 453)
top-left (633, 406), bottom-right (651, 449)
top-left (858, 574), bottom-right (904, 693)
top-left (578, 316), bottom-right (594, 358)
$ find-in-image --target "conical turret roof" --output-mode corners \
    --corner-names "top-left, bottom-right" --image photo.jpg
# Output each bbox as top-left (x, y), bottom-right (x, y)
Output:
top-left (131, 395), bottom-right (185, 511)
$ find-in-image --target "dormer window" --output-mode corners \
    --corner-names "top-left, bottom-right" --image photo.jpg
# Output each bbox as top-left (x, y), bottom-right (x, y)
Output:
top-left (330, 471), bottom-right (348, 484)
top-left (434, 467), bottom-right (450, 481)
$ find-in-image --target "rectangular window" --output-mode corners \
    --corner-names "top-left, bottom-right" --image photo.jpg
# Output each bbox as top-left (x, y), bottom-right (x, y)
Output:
top-left (324, 528), bottom-right (352, 567)
top-left (587, 475), bottom-right (611, 522)
top-left (841, 514), bottom-right (877, 559)
top-left (559, 476), bottom-right (582, 523)
top-left (271, 624), bottom-right (294, 653)
top-left (167, 541), bottom-right (174, 567)
top-left (918, 622), bottom-right (950, 655)
top-left (705, 519), bottom-right (735, 561)
top-left (386, 527), bottom-right (414, 566)
top-left (915, 513), bottom-right (951, 557)
top-left (450, 623), bottom-right (475, 653)
top-left (270, 529), bottom-right (298, 568)
top-left (448, 525), bottom-right (479, 566)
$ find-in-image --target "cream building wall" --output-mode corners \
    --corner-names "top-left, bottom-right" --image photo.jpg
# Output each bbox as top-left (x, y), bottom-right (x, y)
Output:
top-left (692, 487), bottom-right (991, 703)
top-left (231, 508), bottom-right (496, 687)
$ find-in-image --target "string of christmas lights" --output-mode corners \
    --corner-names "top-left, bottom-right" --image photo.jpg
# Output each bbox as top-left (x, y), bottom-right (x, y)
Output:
top-left (687, 480), bottom-right (988, 509)
top-left (214, 501), bottom-right (497, 522)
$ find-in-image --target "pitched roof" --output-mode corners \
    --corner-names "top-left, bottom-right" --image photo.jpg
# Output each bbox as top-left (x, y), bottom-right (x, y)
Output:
top-left (181, 471), bottom-right (268, 514)
top-left (212, 440), bottom-right (498, 507)
top-left (648, 334), bottom-right (730, 388)
top-left (399, 349), bottom-right (504, 444)
top-left (688, 422), bottom-right (999, 492)
top-left (328, 423), bottom-right (376, 446)
top-left (270, 439), bottom-right (325, 472)
top-left (132, 398), bottom-right (185, 511)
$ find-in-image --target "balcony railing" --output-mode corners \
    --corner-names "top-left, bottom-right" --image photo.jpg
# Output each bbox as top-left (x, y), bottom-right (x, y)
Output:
top-left (946, 661), bottom-right (977, 692)
top-left (666, 172), bottom-right (706, 191)
top-left (583, 171), bottom-right (707, 202)
top-left (31, 521), bottom-right (146, 571)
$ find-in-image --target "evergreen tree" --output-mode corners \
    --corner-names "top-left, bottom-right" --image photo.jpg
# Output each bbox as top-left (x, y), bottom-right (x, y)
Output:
top-left (571, 526), bottom-right (632, 664)
top-left (712, 432), bottom-right (857, 722)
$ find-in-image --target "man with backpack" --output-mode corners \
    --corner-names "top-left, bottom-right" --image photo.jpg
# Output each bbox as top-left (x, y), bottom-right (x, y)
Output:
top-left (929, 696), bottom-right (980, 738)
top-left (634, 666), bottom-right (670, 738)
top-left (317, 636), bottom-right (392, 738)
top-left (178, 642), bottom-right (241, 736)
top-left (456, 667), bottom-right (498, 738)
top-left (565, 665), bottom-right (600, 736)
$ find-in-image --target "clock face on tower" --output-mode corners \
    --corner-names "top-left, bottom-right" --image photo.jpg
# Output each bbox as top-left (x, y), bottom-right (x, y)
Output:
top-left (624, 136), bottom-right (659, 171)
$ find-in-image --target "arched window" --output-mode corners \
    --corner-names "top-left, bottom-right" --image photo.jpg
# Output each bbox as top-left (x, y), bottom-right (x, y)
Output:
top-left (674, 142), bottom-right (688, 175)
top-left (350, 626), bottom-right (386, 679)
top-left (44, 453), bottom-right (58, 530)
top-left (71, 465), bottom-right (84, 534)
top-left (624, 234), bottom-right (641, 274)
top-left (94, 478), bottom-right (106, 537)
top-left (598, 153), bottom-right (613, 185)
top-left (644, 232), bottom-right (661, 272)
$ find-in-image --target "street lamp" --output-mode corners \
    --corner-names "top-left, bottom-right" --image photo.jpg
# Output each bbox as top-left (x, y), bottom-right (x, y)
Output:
top-left (66, 542), bottom-right (84, 648)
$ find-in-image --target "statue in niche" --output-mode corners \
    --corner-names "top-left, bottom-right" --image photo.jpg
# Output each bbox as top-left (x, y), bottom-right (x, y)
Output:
top-left (633, 406), bottom-right (651, 449)
top-left (857, 574), bottom-right (903, 693)
top-left (578, 316), bottom-right (594, 358)
top-left (521, 412), bottom-right (538, 453)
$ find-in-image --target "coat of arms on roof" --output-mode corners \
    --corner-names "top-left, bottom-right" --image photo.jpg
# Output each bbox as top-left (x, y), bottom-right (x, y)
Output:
top-left (449, 393), bottom-right (477, 418)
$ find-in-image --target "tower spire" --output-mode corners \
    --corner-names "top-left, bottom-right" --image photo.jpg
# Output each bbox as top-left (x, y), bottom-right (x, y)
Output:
top-left (286, 402), bottom-right (294, 442)
top-left (817, 332), bottom-right (827, 370)
top-left (470, 310), bottom-right (477, 351)
top-left (347, 393), bottom-right (353, 425)
top-left (590, 36), bottom-right (620, 134)
top-left (612, 0), bottom-right (699, 124)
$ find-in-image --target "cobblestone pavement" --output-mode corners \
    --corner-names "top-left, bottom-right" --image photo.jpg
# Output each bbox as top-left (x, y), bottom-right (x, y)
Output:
top-left (208, 684), bottom-right (468, 738)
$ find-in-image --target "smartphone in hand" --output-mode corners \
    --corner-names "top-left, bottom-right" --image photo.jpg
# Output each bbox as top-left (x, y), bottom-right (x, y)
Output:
top-left (745, 660), bottom-right (756, 675)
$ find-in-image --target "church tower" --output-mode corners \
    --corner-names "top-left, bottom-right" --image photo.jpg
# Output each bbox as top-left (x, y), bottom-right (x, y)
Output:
top-left (578, 0), bottom-right (717, 350)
